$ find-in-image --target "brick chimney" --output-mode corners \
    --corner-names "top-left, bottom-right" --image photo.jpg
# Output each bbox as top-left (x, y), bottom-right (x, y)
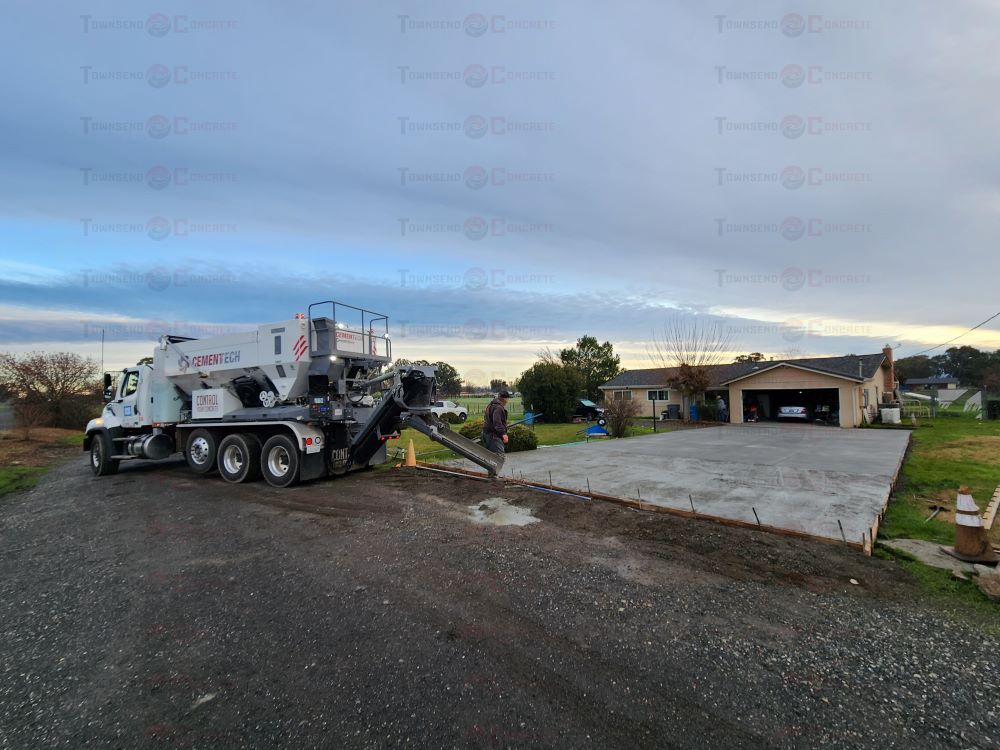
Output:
top-left (882, 344), bottom-right (896, 396)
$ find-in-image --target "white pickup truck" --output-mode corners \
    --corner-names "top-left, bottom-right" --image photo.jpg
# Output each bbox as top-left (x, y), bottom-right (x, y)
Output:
top-left (430, 400), bottom-right (468, 422)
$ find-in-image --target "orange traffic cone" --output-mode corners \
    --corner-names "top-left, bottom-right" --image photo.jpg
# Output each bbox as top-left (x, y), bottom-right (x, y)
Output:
top-left (943, 486), bottom-right (998, 563)
top-left (405, 438), bottom-right (417, 468)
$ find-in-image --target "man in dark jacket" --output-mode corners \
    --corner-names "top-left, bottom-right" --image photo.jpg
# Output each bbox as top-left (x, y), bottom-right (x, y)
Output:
top-left (482, 390), bottom-right (510, 455)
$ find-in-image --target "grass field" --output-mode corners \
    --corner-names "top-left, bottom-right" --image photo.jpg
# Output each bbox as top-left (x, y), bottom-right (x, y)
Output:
top-left (879, 413), bottom-right (1000, 546)
top-left (454, 396), bottom-right (524, 419)
top-left (876, 413), bottom-right (1000, 613)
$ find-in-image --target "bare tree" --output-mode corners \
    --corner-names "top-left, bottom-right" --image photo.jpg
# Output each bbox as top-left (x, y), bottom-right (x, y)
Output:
top-left (0, 352), bottom-right (101, 428)
top-left (648, 316), bottom-right (735, 419)
top-left (13, 400), bottom-right (47, 441)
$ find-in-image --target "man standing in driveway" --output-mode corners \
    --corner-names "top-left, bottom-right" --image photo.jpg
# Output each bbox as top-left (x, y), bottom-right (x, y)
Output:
top-left (482, 389), bottom-right (510, 455)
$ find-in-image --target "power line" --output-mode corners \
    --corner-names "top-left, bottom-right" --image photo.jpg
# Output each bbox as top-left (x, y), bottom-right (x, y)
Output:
top-left (906, 310), bottom-right (1000, 357)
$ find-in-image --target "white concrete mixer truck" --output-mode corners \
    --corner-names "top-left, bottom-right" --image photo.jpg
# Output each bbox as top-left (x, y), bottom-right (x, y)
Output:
top-left (83, 300), bottom-right (503, 486)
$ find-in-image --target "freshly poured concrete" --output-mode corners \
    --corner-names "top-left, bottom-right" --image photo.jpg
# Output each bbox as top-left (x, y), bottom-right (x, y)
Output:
top-left (453, 424), bottom-right (911, 544)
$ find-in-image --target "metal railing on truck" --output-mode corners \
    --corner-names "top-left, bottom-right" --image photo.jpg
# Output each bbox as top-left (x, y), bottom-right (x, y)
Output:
top-left (307, 300), bottom-right (391, 360)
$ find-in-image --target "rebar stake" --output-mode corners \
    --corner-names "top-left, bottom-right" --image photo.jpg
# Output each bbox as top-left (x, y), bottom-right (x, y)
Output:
top-left (752, 507), bottom-right (762, 529)
top-left (837, 519), bottom-right (847, 544)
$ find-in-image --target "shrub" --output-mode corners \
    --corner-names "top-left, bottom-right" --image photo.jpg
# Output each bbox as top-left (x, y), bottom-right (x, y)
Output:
top-left (441, 412), bottom-right (465, 425)
top-left (506, 424), bottom-right (538, 451)
top-left (698, 400), bottom-right (719, 422)
top-left (602, 397), bottom-right (639, 438)
top-left (456, 418), bottom-right (537, 451)
top-left (459, 419), bottom-right (484, 440)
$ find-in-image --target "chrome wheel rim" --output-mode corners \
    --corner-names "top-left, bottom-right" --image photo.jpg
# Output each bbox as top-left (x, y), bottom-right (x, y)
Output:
top-left (92, 441), bottom-right (101, 468)
top-left (190, 436), bottom-right (211, 465)
top-left (222, 444), bottom-right (244, 475)
top-left (267, 446), bottom-right (290, 477)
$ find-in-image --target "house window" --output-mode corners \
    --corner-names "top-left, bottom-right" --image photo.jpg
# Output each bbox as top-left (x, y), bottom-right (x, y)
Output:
top-left (613, 390), bottom-right (632, 401)
top-left (646, 389), bottom-right (669, 401)
top-left (863, 389), bottom-right (870, 408)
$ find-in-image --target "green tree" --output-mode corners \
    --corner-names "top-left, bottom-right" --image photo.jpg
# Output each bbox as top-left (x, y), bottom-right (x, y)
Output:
top-left (733, 352), bottom-right (765, 363)
top-left (516, 361), bottom-right (584, 422)
top-left (489, 378), bottom-right (509, 392)
top-left (558, 335), bottom-right (622, 401)
top-left (894, 354), bottom-right (936, 381)
top-left (433, 361), bottom-right (462, 396)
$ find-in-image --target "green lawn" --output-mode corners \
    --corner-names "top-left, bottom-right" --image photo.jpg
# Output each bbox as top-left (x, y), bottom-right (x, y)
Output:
top-left (877, 413), bottom-right (1000, 615)
top-left (879, 413), bottom-right (1000, 545)
top-left (0, 466), bottom-right (47, 498)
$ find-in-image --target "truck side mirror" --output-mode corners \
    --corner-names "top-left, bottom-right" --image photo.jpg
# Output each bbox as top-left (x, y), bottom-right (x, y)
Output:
top-left (103, 373), bottom-right (114, 402)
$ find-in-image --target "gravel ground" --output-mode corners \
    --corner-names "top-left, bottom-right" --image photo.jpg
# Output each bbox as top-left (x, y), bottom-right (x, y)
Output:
top-left (1, 457), bottom-right (998, 749)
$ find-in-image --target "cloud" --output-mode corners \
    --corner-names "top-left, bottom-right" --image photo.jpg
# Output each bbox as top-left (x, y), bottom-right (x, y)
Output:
top-left (1, 1), bottom-right (998, 377)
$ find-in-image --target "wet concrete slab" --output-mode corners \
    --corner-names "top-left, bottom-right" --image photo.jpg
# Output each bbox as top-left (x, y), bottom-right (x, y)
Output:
top-left (453, 424), bottom-right (911, 544)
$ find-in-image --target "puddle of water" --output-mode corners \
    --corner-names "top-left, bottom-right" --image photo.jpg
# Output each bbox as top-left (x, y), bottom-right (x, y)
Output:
top-left (467, 497), bottom-right (540, 527)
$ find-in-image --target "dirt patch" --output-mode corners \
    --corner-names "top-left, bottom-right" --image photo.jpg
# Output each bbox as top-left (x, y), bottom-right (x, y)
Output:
top-left (930, 436), bottom-right (1000, 464)
top-left (0, 428), bottom-right (79, 468)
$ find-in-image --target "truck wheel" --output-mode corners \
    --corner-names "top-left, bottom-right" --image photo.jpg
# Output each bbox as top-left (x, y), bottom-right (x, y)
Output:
top-left (218, 433), bottom-right (262, 484)
top-left (459, 412), bottom-right (468, 422)
top-left (185, 429), bottom-right (218, 474)
top-left (260, 434), bottom-right (300, 488)
top-left (90, 432), bottom-right (119, 476)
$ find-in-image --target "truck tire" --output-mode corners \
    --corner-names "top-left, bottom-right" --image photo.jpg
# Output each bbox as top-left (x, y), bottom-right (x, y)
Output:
top-left (459, 412), bottom-right (468, 422)
top-left (90, 432), bottom-right (119, 476)
top-left (217, 433), bottom-right (262, 484)
top-left (260, 434), bottom-right (300, 488)
top-left (185, 428), bottom-right (218, 475)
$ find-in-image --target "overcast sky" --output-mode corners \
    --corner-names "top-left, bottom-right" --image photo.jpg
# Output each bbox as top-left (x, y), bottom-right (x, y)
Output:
top-left (2, 1), bottom-right (998, 383)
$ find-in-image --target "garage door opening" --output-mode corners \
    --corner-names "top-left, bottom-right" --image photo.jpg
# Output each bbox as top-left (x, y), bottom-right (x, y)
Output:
top-left (741, 388), bottom-right (840, 426)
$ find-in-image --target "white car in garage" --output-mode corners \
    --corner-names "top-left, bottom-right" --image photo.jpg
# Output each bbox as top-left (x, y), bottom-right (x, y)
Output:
top-left (431, 400), bottom-right (468, 422)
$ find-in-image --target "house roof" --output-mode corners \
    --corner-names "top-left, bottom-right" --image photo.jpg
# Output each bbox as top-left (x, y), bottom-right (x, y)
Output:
top-left (904, 376), bottom-right (959, 385)
top-left (600, 353), bottom-right (887, 389)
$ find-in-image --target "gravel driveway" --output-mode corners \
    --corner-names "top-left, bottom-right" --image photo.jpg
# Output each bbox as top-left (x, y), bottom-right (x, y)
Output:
top-left (1, 458), bottom-right (997, 748)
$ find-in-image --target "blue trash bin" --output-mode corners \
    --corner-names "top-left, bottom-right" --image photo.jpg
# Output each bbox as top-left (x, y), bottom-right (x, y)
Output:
top-left (689, 404), bottom-right (699, 421)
